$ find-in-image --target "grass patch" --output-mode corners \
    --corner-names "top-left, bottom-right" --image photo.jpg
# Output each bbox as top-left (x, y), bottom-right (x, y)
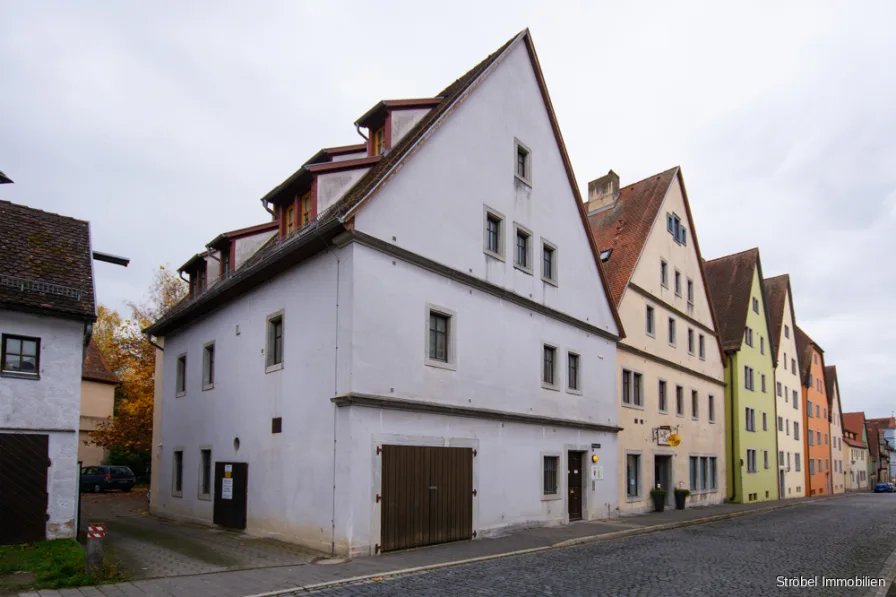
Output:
top-left (0, 539), bottom-right (123, 590)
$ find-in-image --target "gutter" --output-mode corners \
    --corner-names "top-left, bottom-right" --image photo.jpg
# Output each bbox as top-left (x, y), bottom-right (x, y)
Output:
top-left (728, 352), bottom-right (737, 502)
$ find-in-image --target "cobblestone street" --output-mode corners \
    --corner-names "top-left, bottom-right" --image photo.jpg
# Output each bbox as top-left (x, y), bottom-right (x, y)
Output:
top-left (299, 494), bottom-right (896, 597)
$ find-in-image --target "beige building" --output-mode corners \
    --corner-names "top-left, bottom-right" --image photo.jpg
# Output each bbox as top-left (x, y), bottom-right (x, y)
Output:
top-left (79, 339), bottom-right (118, 465)
top-left (764, 275), bottom-right (805, 498)
top-left (826, 366), bottom-right (845, 493)
top-left (588, 168), bottom-right (727, 512)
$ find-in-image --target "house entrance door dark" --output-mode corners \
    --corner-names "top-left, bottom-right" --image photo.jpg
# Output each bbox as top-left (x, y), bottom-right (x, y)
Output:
top-left (654, 455), bottom-right (672, 506)
top-left (0, 433), bottom-right (49, 545)
top-left (213, 462), bottom-right (248, 530)
top-left (567, 451), bottom-right (582, 521)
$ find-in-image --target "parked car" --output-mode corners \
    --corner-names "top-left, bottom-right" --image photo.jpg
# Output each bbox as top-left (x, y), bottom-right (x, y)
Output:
top-left (80, 465), bottom-right (136, 493)
top-left (874, 482), bottom-right (890, 493)
top-left (888, 483), bottom-right (896, 493)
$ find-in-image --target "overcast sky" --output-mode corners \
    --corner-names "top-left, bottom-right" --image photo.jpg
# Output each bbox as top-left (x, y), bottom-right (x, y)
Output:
top-left (3, 1), bottom-right (894, 417)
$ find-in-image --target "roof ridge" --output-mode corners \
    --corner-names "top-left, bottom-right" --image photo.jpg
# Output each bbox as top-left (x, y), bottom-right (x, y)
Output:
top-left (0, 199), bottom-right (89, 225)
top-left (704, 246), bottom-right (759, 264)
top-left (615, 166), bottom-right (680, 193)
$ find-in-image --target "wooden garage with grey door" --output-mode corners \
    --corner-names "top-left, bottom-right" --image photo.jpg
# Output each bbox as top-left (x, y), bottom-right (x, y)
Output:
top-left (0, 433), bottom-right (49, 545)
top-left (379, 445), bottom-right (473, 552)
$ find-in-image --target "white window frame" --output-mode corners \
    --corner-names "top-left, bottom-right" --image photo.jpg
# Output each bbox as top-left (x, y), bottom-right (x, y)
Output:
top-left (660, 259), bottom-right (668, 288)
top-left (646, 304), bottom-right (656, 337)
top-left (698, 334), bottom-right (705, 360)
top-left (675, 384), bottom-right (685, 417)
top-left (658, 379), bottom-right (668, 413)
top-left (514, 138), bottom-right (532, 186)
top-left (686, 278), bottom-right (694, 306)
top-left (175, 353), bottom-right (187, 397)
top-left (425, 304), bottom-right (457, 370)
top-left (540, 238), bottom-right (558, 286)
top-left (198, 446), bottom-right (212, 500)
top-left (202, 341), bottom-right (215, 391)
top-left (708, 394), bottom-right (715, 423)
top-left (687, 328), bottom-right (695, 355)
top-left (621, 368), bottom-right (644, 408)
top-left (265, 310), bottom-right (285, 373)
top-left (625, 451), bottom-right (643, 500)
top-left (566, 351), bottom-right (582, 396)
top-left (513, 222), bottom-right (533, 275)
top-left (541, 452), bottom-right (561, 500)
top-left (482, 205), bottom-right (505, 261)
top-left (674, 269), bottom-right (682, 297)
top-left (541, 343), bottom-right (559, 391)
top-left (668, 317), bottom-right (676, 347)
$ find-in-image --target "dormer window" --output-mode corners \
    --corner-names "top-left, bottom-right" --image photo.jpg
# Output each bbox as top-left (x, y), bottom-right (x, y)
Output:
top-left (286, 204), bottom-right (295, 236)
top-left (190, 266), bottom-right (206, 296)
top-left (300, 192), bottom-right (312, 225)
top-left (373, 127), bottom-right (385, 156)
top-left (221, 249), bottom-right (231, 277)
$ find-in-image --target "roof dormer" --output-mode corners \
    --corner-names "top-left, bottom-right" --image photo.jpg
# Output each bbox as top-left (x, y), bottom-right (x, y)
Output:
top-left (178, 253), bottom-right (208, 298)
top-left (354, 98), bottom-right (442, 157)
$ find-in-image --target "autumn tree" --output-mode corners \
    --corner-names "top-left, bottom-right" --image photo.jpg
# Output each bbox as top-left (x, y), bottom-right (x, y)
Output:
top-left (89, 266), bottom-right (186, 469)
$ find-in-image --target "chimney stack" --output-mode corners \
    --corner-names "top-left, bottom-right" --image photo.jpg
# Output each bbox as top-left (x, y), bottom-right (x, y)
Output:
top-left (587, 170), bottom-right (620, 213)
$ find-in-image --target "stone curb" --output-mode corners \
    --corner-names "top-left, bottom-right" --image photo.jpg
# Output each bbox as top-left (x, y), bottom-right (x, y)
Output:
top-left (241, 493), bottom-right (852, 597)
top-left (866, 538), bottom-right (896, 597)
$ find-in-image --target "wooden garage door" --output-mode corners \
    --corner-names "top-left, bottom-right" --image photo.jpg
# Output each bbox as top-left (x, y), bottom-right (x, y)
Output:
top-left (380, 445), bottom-right (472, 552)
top-left (0, 433), bottom-right (49, 545)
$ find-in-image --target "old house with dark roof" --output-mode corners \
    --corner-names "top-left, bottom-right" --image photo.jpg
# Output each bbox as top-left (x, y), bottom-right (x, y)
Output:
top-left (795, 325), bottom-right (832, 496)
top-left (842, 411), bottom-right (871, 491)
top-left (145, 30), bottom-right (623, 556)
top-left (865, 418), bottom-right (892, 483)
top-left (704, 248), bottom-right (779, 503)
top-left (824, 365), bottom-right (845, 494)
top-left (79, 338), bottom-right (118, 465)
top-left (0, 200), bottom-right (97, 544)
top-left (763, 274), bottom-right (805, 498)
top-left (866, 416), bottom-right (896, 481)
top-left (586, 167), bottom-right (726, 512)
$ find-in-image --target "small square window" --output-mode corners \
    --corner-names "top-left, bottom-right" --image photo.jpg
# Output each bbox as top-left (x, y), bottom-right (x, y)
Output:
top-left (513, 223), bottom-right (533, 274)
top-left (425, 305), bottom-right (456, 370)
top-left (1, 334), bottom-right (40, 376)
top-left (483, 207), bottom-right (505, 260)
top-left (567, 352), bottom-right (580, 393)
top-left (541, 240), bottom-right (558, 285)
top-left (543, 455), bottom-right (558, 495)
top-left (176, 354), bottom-right (187, 396)
top-left (202, 342), bottom-right (215, 390)
top-left (514, 139), bottom-right (532, 185)
top-left (266, 312), bottom-right (284, 371)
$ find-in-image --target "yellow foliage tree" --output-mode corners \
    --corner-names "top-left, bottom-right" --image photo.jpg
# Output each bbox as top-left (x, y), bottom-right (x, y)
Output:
top-left (90, 266), bottom-right (186, 463)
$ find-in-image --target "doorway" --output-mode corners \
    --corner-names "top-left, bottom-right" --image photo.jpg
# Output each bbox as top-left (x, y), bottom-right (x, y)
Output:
top-left (567, 451), bottom-right (583, 521)
top-left (653, 455), bottom-right (672, 506)
top-left (213, 462), bottom-right (248, 530)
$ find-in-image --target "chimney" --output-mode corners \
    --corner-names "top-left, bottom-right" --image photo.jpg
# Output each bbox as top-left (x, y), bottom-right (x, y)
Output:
top-left (587, 170), bottom-right (620, 213)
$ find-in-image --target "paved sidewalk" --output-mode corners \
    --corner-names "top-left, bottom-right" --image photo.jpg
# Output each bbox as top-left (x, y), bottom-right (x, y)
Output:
top-left (22, 493), bottom-right (855, 597)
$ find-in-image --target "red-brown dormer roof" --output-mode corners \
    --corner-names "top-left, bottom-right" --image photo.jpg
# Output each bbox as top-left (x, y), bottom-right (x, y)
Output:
top-left (82, 338), bottom-right (118, 384)
top-left (354, 98), bottom-right (444, 128)
top-left (587, 167), bottom-right (678, 306)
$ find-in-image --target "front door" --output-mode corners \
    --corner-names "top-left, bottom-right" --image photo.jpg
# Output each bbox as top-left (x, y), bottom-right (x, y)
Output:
top-left (0, 434), bottom-right (49, 545)
top-left (213, 462), bottom-right (248, 530)
top-left (567, 452), bottom-right (582, 521)
top-left (654, 455), bottom-right (672, 505)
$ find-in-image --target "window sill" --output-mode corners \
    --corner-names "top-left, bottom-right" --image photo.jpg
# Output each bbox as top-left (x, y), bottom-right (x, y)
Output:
top-left (541, 493), bottom-right (562, 502)
top-left (658, 409), bottom-right (668, 415)
top-left (175, 391), bottom-right (186, 399)
top-left (541, 382), bottom-right (560, 392)
top-left (514, 173), bottom-right (532, 188)
top-left (541, 276), bottom-right (558, 287)
top-left (265, 363), bottom-right (284, 374)
top-left (668, 343), bottom-right (677, 348)
top-left (692, 417), bottom-right (699, 421)
top-left (0, 371), bottom-right (40, 381)
top-left (202, 383), bottom-right (214, 392)
top-left (709, 420), bottom-right (716, 424)
top-left (621, 402), bottom-right (644, 411)
top-left (625, 495), bottom-right (643, 503)
top-left (514, 263), bottom-right (533, 276)
top-left (484, 249), bottom-right (505, 263)
top-left (198, 493), bottom-right (211, 501)
top-left (566, 387), bottom-right (583, 396)
top-left (171, 491), bottom-right (183, 499)
top-left (425, 359), bottom-right (457, 371)
top-left (676, 413), bottom-right (685, 418)
top-left (689, 489), bottom-right (718, 496)
top-left (646, 331), bottom-right (655, 339)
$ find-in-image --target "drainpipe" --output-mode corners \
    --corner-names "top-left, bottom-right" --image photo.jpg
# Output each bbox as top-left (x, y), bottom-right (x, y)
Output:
top-left (355, 123), bottom-right (368, 142)
top-left (728, 353), bottom-right (737, 502)
top-left (260, 198), bottom-right (276, 217)
top-left (144, 333), bottom-right (164, 352)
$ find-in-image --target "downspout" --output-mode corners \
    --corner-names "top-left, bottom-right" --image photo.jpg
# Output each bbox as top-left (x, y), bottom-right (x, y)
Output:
top-left (260, 198), bottom-right (276, 217)
top-left (144, 333), bottom-right (164, 352)
top-left (728, 352), bottom-right (737, 502)
top-left (355, 123), bottom-right (368, 142)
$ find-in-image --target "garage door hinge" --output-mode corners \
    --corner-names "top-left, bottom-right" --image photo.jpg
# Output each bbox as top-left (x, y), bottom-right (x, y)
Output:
top-left (376, 493), bottom-right (381, 503)
top-left (472, 489), bottom-right (477, 496)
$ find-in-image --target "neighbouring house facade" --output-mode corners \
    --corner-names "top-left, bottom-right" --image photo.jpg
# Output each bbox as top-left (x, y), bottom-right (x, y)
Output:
top-left (705, 249), bottom-right (778, 503)
top-left (763, 275), bottom-right (805, 499)
top-left (796, 326), bottom-right (831, 496)
top-left (825, 365), bottom-right (845, 493)
top-left (78, 339), bottom-right (118, 465)
top-left (843, 412), bottom-right (870, 491)
top-left (0, 200), bottom-right (97, 544)
top-left (587, 168), bottom-right (726, 512)
top-left (866, 420), bottom-right (891, 483)
top-left (867, 417), bottom-right (896, 482)
top-left (147, 30), bottom-right (625, 557)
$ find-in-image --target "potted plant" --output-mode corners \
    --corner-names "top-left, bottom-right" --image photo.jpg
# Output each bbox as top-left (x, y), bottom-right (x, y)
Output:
top-left (650, 489), bottom-right (667, 512)
top-left (674, 488), bottom-right (690, 510)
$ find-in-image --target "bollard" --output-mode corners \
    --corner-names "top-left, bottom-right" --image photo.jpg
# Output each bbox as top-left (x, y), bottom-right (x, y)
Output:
top-left (85, 523), bottom-right (106, 576)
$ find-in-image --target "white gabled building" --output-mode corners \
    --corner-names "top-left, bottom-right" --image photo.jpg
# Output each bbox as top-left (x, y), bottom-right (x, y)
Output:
top-left (0, 200), bottom-right (98, 545)
top-left (147, 30), bottom-right (624, 557)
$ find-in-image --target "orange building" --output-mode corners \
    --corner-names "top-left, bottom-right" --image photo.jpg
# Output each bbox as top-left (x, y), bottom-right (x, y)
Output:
top-left (796, 326), bottom-right (831, 495)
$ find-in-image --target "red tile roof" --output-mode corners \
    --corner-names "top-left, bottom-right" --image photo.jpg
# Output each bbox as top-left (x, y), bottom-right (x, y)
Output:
top-left (587, 168), bottom-right (678, 306)
top-left (868, 417), bottom-right (896, 429)
top-left (0, 200), bottom-right (96, 319)
top-left (824, 364), bottom-right (840, 412)
top-left (82, 338), bottom-right (118, 384)
top-left (844, 436), bottom-right (866, 449)
top-left (704, 248), bottom-right (770, 353)
top-left (843, 412), bottom-right (867, 437)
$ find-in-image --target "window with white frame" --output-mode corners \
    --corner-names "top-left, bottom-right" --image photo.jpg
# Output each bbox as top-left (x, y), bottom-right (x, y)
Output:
top-left (626, 453), bottom-right (641, 498)
top-left (514, 224), bottom-right (532, 273)
top-left (543, 455), bottom-right (558, 495)
top-left (426, 305), bottom-right (456, 369)
top-left (176, 354), bottom-right (187, 396)
top-left (266, 312), bottom-right (284, 370)
top-left (764, 450), bottom-right (769, 469)
top-left (809, 459), bottom-right (815, 475)
top-left (747, 449), bottom-right (757, 473)
top-left (658, 380), bottom-right (668, 412)
top-left (646, 305), bottom-right (655, 336)
top-left (674, 270), bottom-right (682, 296)
top-left (808, 431), bottom-right (814, 446)
top-left (690, 456), bottom-right (718, 491)
top-left (794, 422), bottom-right (800, 441)
top-left (687, 328), bottom-right (695, 355)
top-left (708, 394), bottom-right (715, 422)
top-left (676, 385), bottom-right (684, 416)
top-left (687, 278), bottom-right (694, 305)
top-left (515, 139), bottom-right (531, 185)
top-left (744, 327), bottom-right (753, 347)
top-left (543, 345), bottom-right (557, 388)
top-left (567, 352), bottom-right (580, 393)
top-left (199, 448), bottom-right (212, 499)
top-left (744, 366), bottom-right (754, 390)
top-left (691, 390), bottom-right (699, 419)
top-left (666, 212), bottom-right (687, 244)
top-left (621, 369), bottom-right (643, 406)
top-left (745, 407), bottom-right (756, 431)
top-left (668, 317), bottom-right (676, 346)
top-left (483, 207), bottom-right (504, 259)
top-left (661, 259), bottom-right (668, 287)
top-left (202, 342), bottom-right (215, 390)
top-left (698, 334), bottom-right (705, 359)
top-left (795, 453), bottom-right (801, 471)
top-left (793, 390), bottom-right (799, 409)
top-left (541, 240), bottom-right (558, 285)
